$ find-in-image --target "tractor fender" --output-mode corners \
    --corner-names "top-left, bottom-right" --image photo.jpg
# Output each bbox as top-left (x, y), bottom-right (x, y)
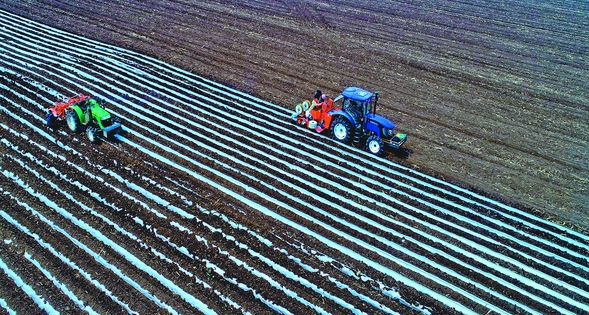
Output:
top-left (327, 109), bottom-right (354, 126)
top-left (69, 105), bottom-right (85, 124)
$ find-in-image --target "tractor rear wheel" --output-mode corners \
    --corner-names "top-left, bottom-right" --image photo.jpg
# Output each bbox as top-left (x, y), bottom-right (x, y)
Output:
top-left (331, 116), bottom-right (352, 144)
top-left (65, 109), bottom-right (79, 132)
top-left (366, 135), bottom-right (384, 155)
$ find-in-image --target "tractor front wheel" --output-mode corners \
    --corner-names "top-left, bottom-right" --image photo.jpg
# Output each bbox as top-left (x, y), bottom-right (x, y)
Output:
top-left (65, 109), bottom-right (79, 132)
top-left (86, 126), bottom-right (99, 143)
top-left (366, 135), bottom-right (384, 155)
top-left (331, 116), bottom-right (352, 144)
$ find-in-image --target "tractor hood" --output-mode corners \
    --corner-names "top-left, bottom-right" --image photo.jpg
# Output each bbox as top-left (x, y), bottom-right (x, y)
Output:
top-left (86, 99), bottom-right (110, 120)
top-left (90, 104), bottom-right (111, 120)
top-left (366, 113), bottom-right (396, 129)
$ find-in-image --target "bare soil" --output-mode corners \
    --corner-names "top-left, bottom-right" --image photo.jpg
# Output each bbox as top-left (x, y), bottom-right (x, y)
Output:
top-left (1, 1), bottom-right (589, 314)
top-left (2, 0), bottom-right (587, 231)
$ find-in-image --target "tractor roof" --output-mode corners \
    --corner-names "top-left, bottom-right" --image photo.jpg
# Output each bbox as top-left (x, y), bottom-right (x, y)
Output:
top-left (341, 86), bottom-right (373, 102)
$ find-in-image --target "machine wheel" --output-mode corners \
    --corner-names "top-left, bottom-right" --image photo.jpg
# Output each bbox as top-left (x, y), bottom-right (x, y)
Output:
top-left (294, 104), bottom-right (304, 114)
top-left (301, 100), bottom-right (310, 111)
top-left (366, 135), bottom-right (384, 155)
top-left (331, 116), bottom-right (352, 143)
top-left (86, 126), bottom-right (99, 143)
top-left (46, 113), bottom-right (58, 129)
top-left (65, 109), bottom-right (79, 132)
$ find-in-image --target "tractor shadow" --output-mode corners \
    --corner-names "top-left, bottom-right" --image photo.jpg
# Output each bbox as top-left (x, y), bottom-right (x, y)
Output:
top-left (387, 147), bottom-right (413, 160)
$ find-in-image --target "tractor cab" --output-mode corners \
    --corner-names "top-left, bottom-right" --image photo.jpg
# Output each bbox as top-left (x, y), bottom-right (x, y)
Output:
top-left (332, 86), bottom-right (407, 153)
top-left (335, 86), bottom-right (374, 125)
top-left (334, 86), bottom-right (395, 136)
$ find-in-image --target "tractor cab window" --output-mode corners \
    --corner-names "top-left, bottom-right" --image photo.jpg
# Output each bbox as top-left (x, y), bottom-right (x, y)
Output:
top-left (364, 98), bottom-right (373, 116)
top-left (352, 100), bottom-right (362, 112)
top-left (342, 98), bottom-right (363, 123)
top-left (344, 99), bottom-right (361, 111)
top-left (343, 99), bottom-right (351, 110)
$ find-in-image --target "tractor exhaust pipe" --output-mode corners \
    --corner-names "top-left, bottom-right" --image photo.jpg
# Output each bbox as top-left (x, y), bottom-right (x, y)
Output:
top-left (373, 91), bottom-right (379, 114)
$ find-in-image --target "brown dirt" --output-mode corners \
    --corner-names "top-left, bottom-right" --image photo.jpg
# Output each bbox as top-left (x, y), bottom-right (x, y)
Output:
top-left (3, 0), bottom-right (586, 231)
top-left (1, 1), bottom-right (588, 314)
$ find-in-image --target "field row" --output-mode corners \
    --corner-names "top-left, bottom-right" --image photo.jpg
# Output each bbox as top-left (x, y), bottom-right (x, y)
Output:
top-left (1, 8), bottom-right (588, 315)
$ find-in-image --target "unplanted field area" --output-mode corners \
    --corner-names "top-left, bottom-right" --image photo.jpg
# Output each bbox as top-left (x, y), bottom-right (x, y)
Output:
top-left (3, 0), bottom-right (586, 230)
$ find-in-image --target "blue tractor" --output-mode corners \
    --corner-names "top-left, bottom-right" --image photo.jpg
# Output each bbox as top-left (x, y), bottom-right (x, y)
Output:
top-left (294, 86), bottom-right (407, 155)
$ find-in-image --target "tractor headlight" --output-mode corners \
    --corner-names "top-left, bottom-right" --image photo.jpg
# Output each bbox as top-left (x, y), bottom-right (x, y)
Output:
top-left (383, 127), bottom-right (395, 138)
top-left (101, 117), bottom-right (112, 127)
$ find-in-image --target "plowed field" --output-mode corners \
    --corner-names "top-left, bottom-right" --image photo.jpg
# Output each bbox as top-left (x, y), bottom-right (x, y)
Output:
top-left (0, 1), bottom-right (588, 314)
